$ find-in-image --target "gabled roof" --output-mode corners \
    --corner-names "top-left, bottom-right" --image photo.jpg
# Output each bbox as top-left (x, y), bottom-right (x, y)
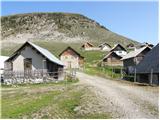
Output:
top-left (5, 41), bottom-right (64, 66)
top-left (136, 44), bottom-right (159, 74)
top-left (81, 42), bottom-right (94, 47)
top-left (110, 44), bottom-right (127, 52)
top-left (98, 43), bottom-right (111, 48)
top-left (121, 46), bottom-right (151, 60)
top-left (103, 51), bottom-right (122, 60)
top-left (59, 46), bottom-right (84, 58)
top-left (126, 43), bottom-right (134, 47)
top-left (137, 42), bottom-right (154, 48)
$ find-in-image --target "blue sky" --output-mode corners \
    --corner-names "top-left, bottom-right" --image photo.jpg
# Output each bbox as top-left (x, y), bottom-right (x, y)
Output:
top-left (1, 1), bottom-right (158, 45)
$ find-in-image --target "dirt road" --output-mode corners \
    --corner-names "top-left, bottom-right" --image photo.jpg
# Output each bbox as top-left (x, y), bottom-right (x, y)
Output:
top-left (77, 72), bottom-right (159, 119)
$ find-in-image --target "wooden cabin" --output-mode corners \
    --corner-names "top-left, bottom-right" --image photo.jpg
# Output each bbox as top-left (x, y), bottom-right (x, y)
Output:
top-left (110, 44), bottom-right (127, 56)
top-left (4, 41), bottom-right (64, 79)
top-left (102, 52), bottom-right (123, 66)
top-left (137, 42), bottom-right (154, 48)
top-left (98, 43), bottom-right (111, 51)
top-left (136, 44), bottom-right (159, 85)
top-left (126, 43), bottom-right (135, 49)
top-left (121, 46), bottom-right (151, 74)
top-left (59, 46), bottom-right (84, 69)
top-left (81, 42), bottom-right (100, 51)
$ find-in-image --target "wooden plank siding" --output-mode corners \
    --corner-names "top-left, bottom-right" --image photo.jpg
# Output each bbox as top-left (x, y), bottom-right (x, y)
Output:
top-left (59, 47), bottom-right (84, 69)
top-left (102, 52), bottom-right (123, 66)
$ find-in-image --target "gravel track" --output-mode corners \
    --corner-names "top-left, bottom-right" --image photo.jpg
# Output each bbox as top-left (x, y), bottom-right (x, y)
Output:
top-left (77, 72), bottom-right (159, 119)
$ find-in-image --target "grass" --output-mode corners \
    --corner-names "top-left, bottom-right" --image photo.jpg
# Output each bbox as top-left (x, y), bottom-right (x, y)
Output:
top-left (84, 65), bottom-right (122, 79)
top-left (1, 43), bottom-right (22, 56)
top-left (1, 90), bottom-right (61, 118)
top-left (58, 91), bottom-right (82, 114)
top-left (1, 80), bottom-right (111, 119)
top-left (1, 80), bottom-right (78, 118)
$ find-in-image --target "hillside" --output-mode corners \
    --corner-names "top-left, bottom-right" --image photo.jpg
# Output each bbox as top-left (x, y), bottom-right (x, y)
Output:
top-left (1, 12), bottom-right (140, 64)
top-left (1, 12), bottom-right (139, 46)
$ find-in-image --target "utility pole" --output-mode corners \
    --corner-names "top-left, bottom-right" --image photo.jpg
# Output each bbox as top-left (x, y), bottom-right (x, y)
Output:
top-left (150, 68), bottom-right (153, 85)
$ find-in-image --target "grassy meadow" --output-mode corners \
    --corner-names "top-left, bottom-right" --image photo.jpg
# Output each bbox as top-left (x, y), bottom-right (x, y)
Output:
top-left (1, 81), bottom-right (111, 119)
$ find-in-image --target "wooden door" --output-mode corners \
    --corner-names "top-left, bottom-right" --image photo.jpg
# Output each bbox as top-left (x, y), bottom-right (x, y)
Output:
top-left (24, 58), bottom-right (32, 71)
top-left (68, 61), bottom-right (71, 69)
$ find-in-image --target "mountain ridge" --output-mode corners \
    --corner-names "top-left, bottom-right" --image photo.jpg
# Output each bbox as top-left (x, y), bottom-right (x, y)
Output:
top-left (1, 12), bottom-right (139, 46)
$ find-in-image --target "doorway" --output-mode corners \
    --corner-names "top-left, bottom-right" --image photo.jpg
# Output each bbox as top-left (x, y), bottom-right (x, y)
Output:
top-left (24, 58), bottom-right (32, 71)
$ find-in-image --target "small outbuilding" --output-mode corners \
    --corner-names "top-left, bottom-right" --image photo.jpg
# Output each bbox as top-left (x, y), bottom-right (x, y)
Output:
top-left (102, 51), bottom-right (123, 66)
top-left (126, 43), bottom-right (135, 49)
top-left (110, 44), bottom-right (127, 56)
top-left (98, 43), bottom-right (111, 51)
top-left (59, 46), bottom-right (84, 69)
top-left (121, 46), bottom-right (152, 74)
top-left (81, 42), bottom-right (94, 50)
top-left (136, 44), bottom-right (159, 85)
top-left (81, 42), bottom-right (100, 51)
top-left (4, 41), bottom-right (64, 79)
top-left (138, 42), bottom-right (154, 48)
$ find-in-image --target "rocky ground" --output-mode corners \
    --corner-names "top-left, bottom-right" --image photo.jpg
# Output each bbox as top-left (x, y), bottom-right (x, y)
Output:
top-left (77, 72), bottom-right (159, 119)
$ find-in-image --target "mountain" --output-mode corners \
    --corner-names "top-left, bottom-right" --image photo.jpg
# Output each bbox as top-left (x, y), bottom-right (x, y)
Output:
top-left (1, 12), bottom-right (139, 46)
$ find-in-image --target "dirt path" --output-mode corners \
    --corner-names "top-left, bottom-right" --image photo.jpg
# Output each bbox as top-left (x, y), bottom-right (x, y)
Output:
top-left (77, 72), bottom-right (159, 119)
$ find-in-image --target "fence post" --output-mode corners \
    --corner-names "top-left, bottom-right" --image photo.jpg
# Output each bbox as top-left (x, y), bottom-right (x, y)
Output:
top-left (65, 72), bottom-right (67, 89)
top-left (150, 68), bottom-right (153, 85)
top-left (134, 68), bottom-right (136, 82)
top-left (121, 67), bottom-right (123, 79)
top-left (111, 67), bottom-right (113, 78)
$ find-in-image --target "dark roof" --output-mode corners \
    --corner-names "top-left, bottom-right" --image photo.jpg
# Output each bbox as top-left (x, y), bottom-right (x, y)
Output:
top-left (81, 42), bottom-right (94, 47)
top-left (5, 41), bottom-right (64, 66)
top-left (138, 42), bottom-right (154, 48)
top-left (103, 51), bottom-right (122, 61)
top-left (136, 44), bottom-right (159, 74)
top-left (126, 43), bottom-right (134, 47)
top-left (98, 42), bottom-right (111, 48)
top-left (59, 46), bottom-right (84, 58)
top-left (110, 44), bottom-right (127, 52)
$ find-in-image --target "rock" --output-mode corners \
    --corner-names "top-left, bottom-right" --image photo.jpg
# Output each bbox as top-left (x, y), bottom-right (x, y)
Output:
top-left (74, 106), bottom-right (81, 112)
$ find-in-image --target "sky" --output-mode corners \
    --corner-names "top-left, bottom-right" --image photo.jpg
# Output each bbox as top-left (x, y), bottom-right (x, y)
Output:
top-left (1, 1), bottom-right (159, 45)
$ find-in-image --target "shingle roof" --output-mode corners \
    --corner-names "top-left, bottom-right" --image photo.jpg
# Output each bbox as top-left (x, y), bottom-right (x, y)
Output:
top-left (136, 44), bottom-right (159, 74)
top-left (121, 46), bottom-right (151, 60)
top-left (6, 41), bottom-right (64, 66)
